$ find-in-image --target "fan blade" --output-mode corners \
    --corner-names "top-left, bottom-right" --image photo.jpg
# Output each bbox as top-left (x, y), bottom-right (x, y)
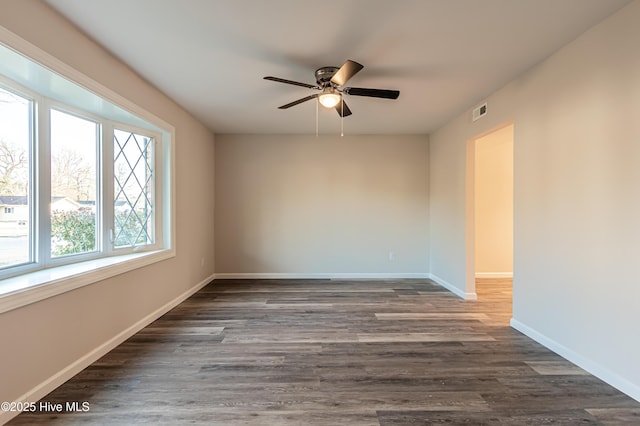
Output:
top-left (278, 94), bottom-right (319, 109)
top-left (335, 100), bottom-right (352, 117)
top-left (264, 76), bottom-right (318, 89)
top-left (344, 87), bottom-right (400, 99)
top-left (330, 60), bottom-right (364, 86)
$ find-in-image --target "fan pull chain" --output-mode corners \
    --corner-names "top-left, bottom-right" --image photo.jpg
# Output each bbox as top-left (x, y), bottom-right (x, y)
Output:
top-left (340, 96), bottom-right (344, 137)
top-left (316, 97), bottom-right (319, 137)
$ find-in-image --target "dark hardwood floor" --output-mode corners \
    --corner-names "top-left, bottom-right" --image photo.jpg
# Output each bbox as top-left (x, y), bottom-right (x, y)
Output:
top-left (9, 278), bottom-right (640, 425)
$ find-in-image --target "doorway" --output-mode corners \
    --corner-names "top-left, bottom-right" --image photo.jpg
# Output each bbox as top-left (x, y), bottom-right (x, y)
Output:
top-left (466, 123), bottom-right (514, 307)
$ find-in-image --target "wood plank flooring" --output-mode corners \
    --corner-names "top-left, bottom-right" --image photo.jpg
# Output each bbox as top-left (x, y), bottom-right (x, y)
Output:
top-left (8, 278), bottom-right (640, 425)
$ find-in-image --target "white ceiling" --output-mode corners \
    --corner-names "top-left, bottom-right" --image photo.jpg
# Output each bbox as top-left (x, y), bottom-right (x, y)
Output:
top-left (45, 0), bottom-right (630, 135)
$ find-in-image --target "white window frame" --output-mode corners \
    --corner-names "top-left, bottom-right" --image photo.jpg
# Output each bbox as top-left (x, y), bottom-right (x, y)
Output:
top-left (110, 123), bottom-right (164, 254)
top-left (45, 101), bottom-right (102, 265)
top-left (0, 26), bottom-right (175, 314)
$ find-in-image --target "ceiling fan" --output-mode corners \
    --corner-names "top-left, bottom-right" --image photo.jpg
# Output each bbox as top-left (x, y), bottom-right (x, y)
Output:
top-left (264, 59), bottom-right (400, 117)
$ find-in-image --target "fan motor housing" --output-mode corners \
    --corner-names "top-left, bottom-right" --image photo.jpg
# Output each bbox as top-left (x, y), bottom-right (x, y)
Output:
top-left (315, 66), bottom-right (339, 85)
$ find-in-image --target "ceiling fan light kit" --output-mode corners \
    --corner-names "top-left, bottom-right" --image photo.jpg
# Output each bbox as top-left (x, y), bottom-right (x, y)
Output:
top-left (264, 59), bottom-right (400, 123)
top-left (318, 87), bottom-right (341, 108)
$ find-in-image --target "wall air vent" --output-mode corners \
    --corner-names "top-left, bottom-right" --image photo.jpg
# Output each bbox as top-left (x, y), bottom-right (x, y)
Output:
top-left (472, 102), bottom-right (487, 122)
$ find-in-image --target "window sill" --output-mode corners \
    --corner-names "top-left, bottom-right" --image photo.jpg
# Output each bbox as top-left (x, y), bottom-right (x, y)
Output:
top-left (0, 249), bottom-right (175, 314)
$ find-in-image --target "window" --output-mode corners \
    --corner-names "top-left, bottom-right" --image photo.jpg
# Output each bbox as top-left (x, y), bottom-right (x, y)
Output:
top-left (113, 128), bottom-right (155, 248)
top-left (0, 36), bottom-right (173, 300)
top-left (50, 108), bottom-right (99, 257)
top-left (0, 86), bottom-right (31, 268)
top-left (0, 82), bottom-right (168, 277)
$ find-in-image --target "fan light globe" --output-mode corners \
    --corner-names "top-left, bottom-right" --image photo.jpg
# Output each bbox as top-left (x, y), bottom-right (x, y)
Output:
top-left (319, 90), bottom-right (341, 108)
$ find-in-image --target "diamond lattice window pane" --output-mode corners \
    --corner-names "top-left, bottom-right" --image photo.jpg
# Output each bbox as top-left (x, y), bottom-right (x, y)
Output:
top-left (114, 129), bottom-right (154, 247)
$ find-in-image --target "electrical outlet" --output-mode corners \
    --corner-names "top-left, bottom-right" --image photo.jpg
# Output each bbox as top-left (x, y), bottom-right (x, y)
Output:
top-left (388, 251), bottom-right (394, 261)
top-left (201, 257), bottom-right (205, 267)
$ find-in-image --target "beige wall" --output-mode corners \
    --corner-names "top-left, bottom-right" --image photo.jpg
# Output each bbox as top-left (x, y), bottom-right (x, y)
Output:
top-left (0, 0), bottom-right (215, 411)
top-left (430, 0), bottom-right (640, 400)
top-left (474, 125), bottom-right (513, 275)
top-left (215, 134), bottom-right (429, 275)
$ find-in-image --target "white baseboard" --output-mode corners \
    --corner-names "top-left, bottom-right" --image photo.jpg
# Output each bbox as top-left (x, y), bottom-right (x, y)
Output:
top-left (0, 273), bottom-right (215, 426)
top-left (475, 272), bottom-right (513, 278)
top-left (429, 273), bottom-right (477, 300)
top-left (510, 318), bottom-right (640, 403)
top-left (214, 272), bottom-right (430, 280)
